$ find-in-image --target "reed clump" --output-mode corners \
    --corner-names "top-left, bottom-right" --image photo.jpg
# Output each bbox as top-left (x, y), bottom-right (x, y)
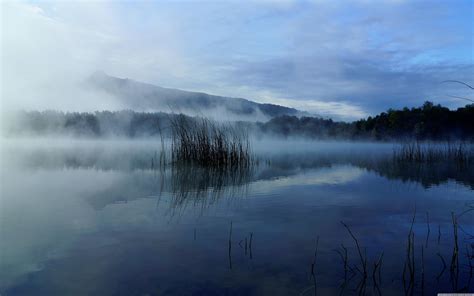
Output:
top-left (170, 115), bottom-right (252, 168)
top-left (393, 141), bottom-right (473, 165)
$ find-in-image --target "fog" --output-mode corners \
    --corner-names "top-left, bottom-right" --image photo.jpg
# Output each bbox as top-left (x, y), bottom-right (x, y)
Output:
top-left (2, 1), bottom-right (472, 125)
top-left (1, 2), bottom-right (116, 112)
top-left (2, 2), bottom-right (474, 294)
top-left (2, 137), bottom-right (473, 292)
top-left (0, 2), bottom-right (285, 122)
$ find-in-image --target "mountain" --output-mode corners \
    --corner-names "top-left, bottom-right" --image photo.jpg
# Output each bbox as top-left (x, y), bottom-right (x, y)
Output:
top-left (86, 71), bottom-right (305, 119)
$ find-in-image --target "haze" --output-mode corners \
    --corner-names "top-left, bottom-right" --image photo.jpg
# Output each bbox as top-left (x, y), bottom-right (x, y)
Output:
top-left (1, 0), bottom-right (473, 121)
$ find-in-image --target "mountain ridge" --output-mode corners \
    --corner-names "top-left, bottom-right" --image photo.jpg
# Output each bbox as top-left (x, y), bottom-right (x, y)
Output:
top-left (86, 71), bottom-right (308, 119)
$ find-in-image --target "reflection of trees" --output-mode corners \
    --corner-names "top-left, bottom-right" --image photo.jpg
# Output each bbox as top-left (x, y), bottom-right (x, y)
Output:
top-left (355, 159), bottom-right (474, 189)
top-left (17, 145), bottom-right (474, 212)
top-left (261, 153), bottom-right (474, 189)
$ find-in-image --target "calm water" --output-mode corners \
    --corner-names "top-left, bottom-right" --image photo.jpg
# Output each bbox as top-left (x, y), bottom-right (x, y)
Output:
top-left (1, 139), bottom-right (473, 295)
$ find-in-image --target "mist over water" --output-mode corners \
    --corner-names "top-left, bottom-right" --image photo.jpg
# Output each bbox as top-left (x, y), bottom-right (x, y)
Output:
top-left (2, 1), bottom-right (474, 295)
top-left (1, 139), bottom-right (473, 295)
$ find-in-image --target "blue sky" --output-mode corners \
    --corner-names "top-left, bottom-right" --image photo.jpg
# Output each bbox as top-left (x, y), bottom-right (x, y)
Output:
top-left (2, 0), bottom-right (473, 120)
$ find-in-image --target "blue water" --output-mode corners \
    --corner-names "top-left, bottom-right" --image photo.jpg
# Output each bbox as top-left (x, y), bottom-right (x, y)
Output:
top-left (1, 139), bottom-right (473, 295)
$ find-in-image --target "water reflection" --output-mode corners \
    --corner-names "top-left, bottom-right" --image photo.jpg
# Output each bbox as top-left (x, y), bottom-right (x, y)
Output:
top-left (169, 164), bottom-right (253, 204)
top-left (1, 140), bottom-right (473, 295)
top-left (5, 140), bottom-right (474, 192)
top-left (359, 159), bottom-right (474, 189)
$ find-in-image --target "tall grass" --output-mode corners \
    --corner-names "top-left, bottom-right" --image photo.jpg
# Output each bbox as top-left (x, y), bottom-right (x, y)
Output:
top-left (393, 141), bottom-right (473, 165)
top-left (170, 114), bottom-right (252, 168)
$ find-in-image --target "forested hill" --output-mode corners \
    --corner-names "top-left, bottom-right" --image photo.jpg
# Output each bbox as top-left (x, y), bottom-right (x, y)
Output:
top-left (87, 71), bottom-right (303, 119)
top-left (262, 102), bottom-right (474, 140)
top-left (353, 102), bottom-right (474, 140)
top-left (4, 102), bottom-right (474, 141)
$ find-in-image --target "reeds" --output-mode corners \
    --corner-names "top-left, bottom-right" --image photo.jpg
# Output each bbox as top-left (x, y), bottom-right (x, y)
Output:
top-left (373, 251), bottom-right (384, 295)
top-left (450, 212), bottom-right (459, 290)
top-left (238, 232), bottom-right (253, 259)
top-left (311, 236), bottom-right (320, 296)
top-left (436, 252), bottom-right (447, 281)
top-left (393, 141), bottom-right (472, 165)
top-left (297, 209), bottom-right (473, 295)
top-left (249, 232), bottom-right (253, 259)
top-left (229, 221), bottom-right (233, 270)
top-left (402, 209), bottom-right (416, 295)
top-left (340, 221), bottom-right (369, 295)
top-left (311, 236), bottom-right (320, 276)
top-left (341, 222), bottom-right (368, 279)
top-left (170, 115), bottom-right (252, 168)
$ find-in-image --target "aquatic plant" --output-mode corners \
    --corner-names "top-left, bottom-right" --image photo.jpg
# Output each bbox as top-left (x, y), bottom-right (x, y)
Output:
top-left (393, 141), bottom-right (473, 165)
top-left (170, 114), bottom-right (252, 168)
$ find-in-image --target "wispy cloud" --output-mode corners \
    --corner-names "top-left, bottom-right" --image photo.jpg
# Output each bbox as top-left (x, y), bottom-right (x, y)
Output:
top-left (1, 0), bottom-right (472, 118)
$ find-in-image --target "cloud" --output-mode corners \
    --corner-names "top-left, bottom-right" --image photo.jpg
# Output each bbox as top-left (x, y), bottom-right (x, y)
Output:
top-left (1, 2), bottom-right (118, 111)
top-left (246, 89), bottom-right (368, 120)
top-left (0, 1), bottom-right (188, 112)
top-left (1, 0), bottom-right (472, 119)
top-left (225, 56), bottom-right (473, 117)
top-left (213, 0), bottom-right (473, 116)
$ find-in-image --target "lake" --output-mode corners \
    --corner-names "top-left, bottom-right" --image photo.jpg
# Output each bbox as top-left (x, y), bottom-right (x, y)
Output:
top-left (1, 139), bottom-right (473, 295)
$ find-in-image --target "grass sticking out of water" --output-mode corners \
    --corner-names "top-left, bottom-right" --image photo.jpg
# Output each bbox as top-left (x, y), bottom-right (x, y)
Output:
top-left (393, 141), bottom-right (473, 165)
top-left (170, 115), bottom-right (252, 169)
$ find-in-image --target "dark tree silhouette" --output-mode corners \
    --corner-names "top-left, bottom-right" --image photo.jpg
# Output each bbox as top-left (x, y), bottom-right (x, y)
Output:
top-left (8, 102), bottom-right (474, 141)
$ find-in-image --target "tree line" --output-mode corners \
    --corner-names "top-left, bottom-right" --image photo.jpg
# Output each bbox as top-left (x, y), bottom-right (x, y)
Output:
top-left (260, 102), bottom-right (474, 140)
top-left (5, 102), bottom-right (474, 140)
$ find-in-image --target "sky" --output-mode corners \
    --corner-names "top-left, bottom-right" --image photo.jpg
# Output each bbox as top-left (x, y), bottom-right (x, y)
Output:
top-left (1, 0), bottom-right (473, 120)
